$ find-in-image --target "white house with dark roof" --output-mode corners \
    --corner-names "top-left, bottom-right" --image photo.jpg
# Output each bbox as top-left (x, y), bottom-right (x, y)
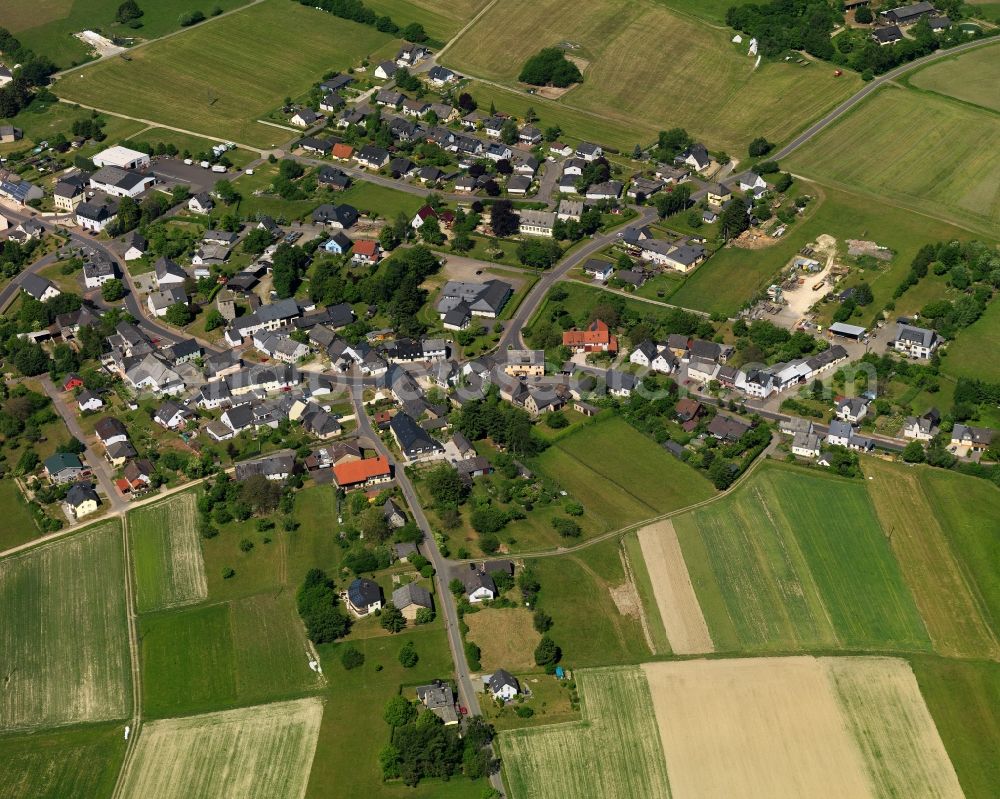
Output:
top-left (892, 323), bottom-right (939, 359)
top-left (21, 274), bottom-right (61, 302)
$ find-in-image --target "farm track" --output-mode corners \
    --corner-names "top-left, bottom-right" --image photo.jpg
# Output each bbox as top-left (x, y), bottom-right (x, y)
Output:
top-left (111, 515), bottom-right (143, 799)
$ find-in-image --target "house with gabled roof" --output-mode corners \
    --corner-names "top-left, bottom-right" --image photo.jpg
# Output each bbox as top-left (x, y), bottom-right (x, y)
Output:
top-left (347, 577), bottom-right (383, 616)
top-left (563, 319), bottom-right (618, 353)
top-left (393, 582), bottom-right (433, 620)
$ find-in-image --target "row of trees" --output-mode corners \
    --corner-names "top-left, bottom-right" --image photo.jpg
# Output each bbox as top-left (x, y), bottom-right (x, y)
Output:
top-left (298, 0), bottom-right (427, 41)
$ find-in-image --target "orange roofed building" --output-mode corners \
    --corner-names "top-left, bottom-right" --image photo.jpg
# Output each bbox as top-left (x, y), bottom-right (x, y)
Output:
top-left (333, 456), bottom-right (392, 489)
top-left (331, 143), bottom-right (355, 160)
top-left (562, 319), bottom-right (618, 353)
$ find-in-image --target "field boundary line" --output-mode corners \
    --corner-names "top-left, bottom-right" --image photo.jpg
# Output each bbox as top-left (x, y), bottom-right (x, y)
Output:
top-left (435, 0), bottom-right (501, 60)
top-left (552, 439), bottom-right (660, 517)
top-left (112, 514), bottom-right (144, 799)
top-left (619, 544), bottom-right (656, 655)
top-left (256, 118), bottom-right (300, 133)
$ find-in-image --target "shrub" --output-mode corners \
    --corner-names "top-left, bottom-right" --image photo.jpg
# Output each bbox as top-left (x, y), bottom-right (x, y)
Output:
top-left (398, 640), bottom-right (419, 668)
top-left (341, 645), bottom-right (364, 670)
top-left (222, 567), bottom-right (235, 579)
top-left (550, 517), bottom-right (581, 538)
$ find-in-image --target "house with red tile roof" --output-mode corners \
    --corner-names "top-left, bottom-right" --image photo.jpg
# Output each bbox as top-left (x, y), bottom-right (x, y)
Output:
top-left (562, 319), bottom-right (618, 353)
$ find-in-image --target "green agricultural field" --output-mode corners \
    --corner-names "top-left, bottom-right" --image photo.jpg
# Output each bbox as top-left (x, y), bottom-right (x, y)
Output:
top-left (653, 0), bottom-right (739, 25)
top-left (921, 467), bottom-right (1000, 636)
top-left (130, 492), bottom-right (208, 613)
top-left (443, 0), bottom-right (861, 154)
top-left (532, 416), bottom-right (714, 532)
top-left (118, 697), bottom-right (324, 799)
top-left (674, 462), bottom-right (930, 653)
top-left (943, 299), bottom-right (1000, 383)
top-left (785, 85), bottom-right (1000, 236)
top-left (0, 722), bottom-right (126, 799)
top-left (530, 537), bottom-right (654, 666)
top-left (670, 180), bottom-right (996, 317)
top-left (500, 666), bottom-right (670, 799)
top-left (12, 0), bottom-right (255, 70)
top-left (0, 521), bottom-right (132, 730)
top-left (865, 460), bottom-right (999, 660)
top-left (55, 0), bottom-right (395, 147)
top-left (364, 0), bottom-right (488, 42)
top-left (0, 480), bottom-right (39, 552)
top-left (139, 592), bottom-right (322, 718)
top-left (911, 656), bottom-right (1000, 799)
top-left (909, 43), bottom-right (1000, 113)
top-left (306, 627), bottom-right (483, 799)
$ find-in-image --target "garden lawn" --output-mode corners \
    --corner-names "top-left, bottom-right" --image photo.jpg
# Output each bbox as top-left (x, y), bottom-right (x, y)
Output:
top-left (911, 655), bottom-right (1000, 799)
top-left (55, 0), bottom-right (395, 147)
top-left (444, 0), bottom-right (861, 154)
top-left (674, 462), bottom-right (930, 653)
top-left (529, 537), bottom-right (652, 667)
top-left (0, 722), bottom-right (126, 799)
top-left (0, 480), bottom-right (40, 551)
top-left (908, 42), bottom-right (1000, 113)
top-left (139, 592), bottom-right (322, 718)
top-left (532, 416), bottom-right (713, 532)
top-left (785, 85), bottom-right (1000, 236)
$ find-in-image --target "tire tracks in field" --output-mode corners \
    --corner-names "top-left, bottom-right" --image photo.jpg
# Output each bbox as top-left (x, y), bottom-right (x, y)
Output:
top-left (112, 514), bottom-right (144, 799)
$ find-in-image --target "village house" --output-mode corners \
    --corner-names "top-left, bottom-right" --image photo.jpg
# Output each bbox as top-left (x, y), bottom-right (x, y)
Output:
top-left (563, 319), bottom-right (618, 353)
top-left (392, 583), bottom-right (433, 620)
top-left (951, 424), bottom-right (994, 452)
top-left (347, 577), bottom-right (383, 616)
top-left (44, 452), bottom-right (86, 484)
top-left (902, 408), bottom-right (940, 440)
top-left (77, 389), bottom-right (104, 413)
top-left (234, 450), bottom-right (296, 482)
top-left (488, 669), bottom-right (520, 701)
top-left (21, 274), bottom-right (61, 303)
top-left (53, 173), bottom-right (89, 212)
top-left (153, 400), bottom-right (190, 430)
top-left (518, 209), bottom-right (556, 238)
top-left (333, 456), bottom-right (392, 490)
top-left (66, 483), bottom-right (100, 519)
top-left (504, 349), bottom-right (545, 378)
top-left (75, 197), bottom-right (118, 232)
top-left (836, 397), bottom-right (870, 424)
top-left (89, 166), bottom-right (155, 198)
top-left (123, 231), bottom-right (147, 261)
top-left (416, 681), bottom-right (458, 725)
top-left (892, 322), bottom-right (939, 359)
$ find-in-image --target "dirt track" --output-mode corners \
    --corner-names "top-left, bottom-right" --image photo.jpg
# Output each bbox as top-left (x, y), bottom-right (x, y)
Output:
top-left (637, 522), bottom-right (713, 654)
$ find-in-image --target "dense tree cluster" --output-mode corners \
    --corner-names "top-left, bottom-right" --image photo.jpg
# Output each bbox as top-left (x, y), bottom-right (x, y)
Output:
top-left (297, 0), bottom-right (427, 40)
top-left (453, 390), bottom-right (545, 458)
top-left (297, 568), bottom-right (351, 643)
top-left (380, 709), bottom-right (494, 786)
top-left (518, 48), bottom-right (582, 87)
top-left (726, 0), bottom-right (840, 60)
top-left (0, 28), bottom-right (56, 117)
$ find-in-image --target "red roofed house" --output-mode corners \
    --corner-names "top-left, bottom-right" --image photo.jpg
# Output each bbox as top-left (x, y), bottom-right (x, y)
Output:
top-left (351, 239), bottom-right (381, 265)
top-left (562, 319), bottom-right (618, 353)
top-left (411, 205), bottom-right (437, 230)
top-left (332, 143), bottom-right (355, 160)
top-left (63, 373), bottom-right (85, 391)
top-left (333, 456), bottom-right (392, 490)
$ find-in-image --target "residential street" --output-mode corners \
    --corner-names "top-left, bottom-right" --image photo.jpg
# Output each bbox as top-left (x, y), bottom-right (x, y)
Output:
top-left (39, 373), bottom-right (128, 513)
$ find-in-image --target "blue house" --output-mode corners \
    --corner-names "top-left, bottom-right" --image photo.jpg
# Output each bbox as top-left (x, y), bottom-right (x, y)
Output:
top-left (324, 231), bottom-right (353, 255)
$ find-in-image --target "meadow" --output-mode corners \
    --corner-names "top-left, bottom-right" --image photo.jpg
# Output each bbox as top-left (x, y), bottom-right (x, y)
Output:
top-left (531, 416), bottom-right (714, 532)
top-left (130, 492), bottom-right (208, 613)
top-left (0, 722), bottom-right (126, 799)
top-left (500, 666), bottom-right (671, 799)
top-left (942, 298), bottom-right (1000, 383)
top-left (11, 0), bottom-right (254, 69)
top-left (0, 522), bottom-right (132, 730)
top-left (785, 85), bottom-right (1000, 236)
top-left (443, 0), bottom-right (861, 154)
top-left (118, 697), bottom-right (324, 799)
top-left (530, 537), bottom-right (654, 666)
top-left (673, 462), bottom-right (930, 653)
top-left (912, 656), bottom-right (1000, 799)
top-left (139, 592), bottom-right (322, 718)
top-left (54, 0), bottom-right (395, 147)
top-left (864, 460), bottom-right (999, 660)
top-left (909, 43), bottom-right (1000, 113)
top-left (669, 180), bottom-right (997, 317)
top-left (306, 627), bottom-right (484, 799)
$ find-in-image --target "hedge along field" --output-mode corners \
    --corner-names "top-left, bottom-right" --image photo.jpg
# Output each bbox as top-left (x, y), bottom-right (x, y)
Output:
top-left (674, 463), bottom-right (930, 654)
top-left (0, 521), bottom-right (132, 730)
top-left (54, 0), bottom-right (395, 147)
top-left (139, 592), bottom-right (323, 718)
top-left (785, 85), bottom-right (1000, 236)
top-left (118, 697), bottom-right (324, 799)
top-left (864, 460), bottom-right (1000, 661)
top-left (499, 666), bottom-right (671, 799)
top-left (532, 416), bottom-right (714, 532)
top-left (364, 0), bottom-right (488, 42)
top-left (442, 0), bottom-right (861, 154)
top-left (0, 722), bottom-right (126, 799)
top-left (130, 492), bottom-right (208, 614)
